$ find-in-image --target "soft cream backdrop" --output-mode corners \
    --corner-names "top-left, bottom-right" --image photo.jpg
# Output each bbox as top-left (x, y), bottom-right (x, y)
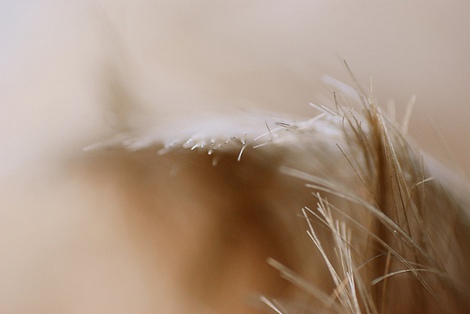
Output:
top-left (1, 1), bottom-right (469, 313)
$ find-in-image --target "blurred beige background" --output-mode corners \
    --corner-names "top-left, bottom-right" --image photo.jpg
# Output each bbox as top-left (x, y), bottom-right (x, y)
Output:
top-left (1, 1), bottom-right (469, 313)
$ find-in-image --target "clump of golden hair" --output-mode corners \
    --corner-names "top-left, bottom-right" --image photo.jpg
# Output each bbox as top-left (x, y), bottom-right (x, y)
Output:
top-left (91, 67), bottom-right (470, 313)
top-left (254, 75), bottom-right (470, 313)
